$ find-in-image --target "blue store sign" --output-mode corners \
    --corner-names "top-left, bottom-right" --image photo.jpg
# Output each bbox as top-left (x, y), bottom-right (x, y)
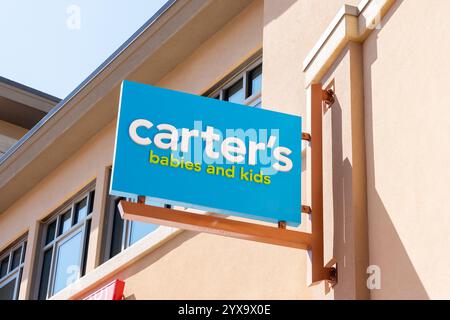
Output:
top-left (111, 81), bottom-right (302, 226)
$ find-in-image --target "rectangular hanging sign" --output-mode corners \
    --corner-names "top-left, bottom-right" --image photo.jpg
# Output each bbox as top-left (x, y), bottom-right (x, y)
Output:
top-left (111, 80), bottom-right (302, 226)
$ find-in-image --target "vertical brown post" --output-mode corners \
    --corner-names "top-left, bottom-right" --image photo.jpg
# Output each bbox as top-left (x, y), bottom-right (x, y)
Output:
top-left (310, 83), bottom-right (333, 284)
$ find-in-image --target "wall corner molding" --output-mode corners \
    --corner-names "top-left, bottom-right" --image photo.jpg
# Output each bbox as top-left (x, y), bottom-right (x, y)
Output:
top-left (302, 0), bottom-right (396, 87)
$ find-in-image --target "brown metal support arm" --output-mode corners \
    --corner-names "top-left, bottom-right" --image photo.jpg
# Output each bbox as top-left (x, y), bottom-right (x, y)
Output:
top-left (118, 200), bottom-right (312, 250)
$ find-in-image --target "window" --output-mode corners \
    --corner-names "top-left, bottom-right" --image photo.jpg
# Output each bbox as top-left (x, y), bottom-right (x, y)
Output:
top-left (226, 79), bottom-right (245, 104)
top-left (208, 56), bottom-right (262, 108)
top-left (102, 170), bottom-right (168, 263)
top-left (103, 196), bottom-right (167, 261)
top-left (36, 185), bottom-right (95, 299)
top-left (0, 238), bottom-right (26, 300)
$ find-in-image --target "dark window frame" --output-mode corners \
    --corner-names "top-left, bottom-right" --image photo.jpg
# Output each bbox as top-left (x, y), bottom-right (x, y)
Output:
top-left (206, 53), bottom-right (263, 107)
top-left (0, 236), bottom-right (27, 300)
top-left (102, 195), bottom-right (128, 260)
top-left (34, 182), bottom-right (95, 300)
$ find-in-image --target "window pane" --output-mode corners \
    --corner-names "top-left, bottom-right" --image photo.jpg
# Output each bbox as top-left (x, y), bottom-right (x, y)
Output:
top-left (129, 222), bottom-right (159, 246)
top-left (110, 200), bottom-right (124, 258)
top-left (21, 244), bottom-right (26, 263)
top-left (45, 220), bottom-right (57, 245)
top-left (88, 191), bottom-right (95, 214)
top-left (58, 210), bottom-right (72, 235)
top-left (144, 198), bottom-right (166, 207)
top-left (53, 231), bottom-right (83, 295)
top-left (126, 198), bottom-right (162, 246)
top-left (81, 220), bottom-right (90, 276)
top-left (226, 79), bottom-right (245, 104)
top-left (10, 249), bottom-right (21, 270)
top-left (74, 198), bottom-right (88, 224)
top-left (0, 257), bottom-right (9, 278)
top-left (249, 64), bottom-right (262, 96)
top-left (38, 248), bottom-right (53, 300)
top-left (0, 278), bottom-right (16, 300)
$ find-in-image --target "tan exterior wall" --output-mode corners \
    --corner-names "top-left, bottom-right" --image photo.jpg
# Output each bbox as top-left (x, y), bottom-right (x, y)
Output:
top-left (319, 42), bottom-right (369, 299)
top-left (262, 0), bottom-right (360, 116)
top-left (158, 0), bottom-right (264, 94)
top-left (0, 0), bottom-right (448, 300)
top-left (97, 232), bottom-right (307, 300)
top-left (363, 0), bottom-right (450, 299)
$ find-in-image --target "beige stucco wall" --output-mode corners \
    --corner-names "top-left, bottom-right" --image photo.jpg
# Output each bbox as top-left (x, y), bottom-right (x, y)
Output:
top-left (1, 0), bottom-right (448, 300)
top-left (318, 41), bottom-right (369, 299)
top-left (158, 0), bottom-right (264, 94)
top-left (262, 0), bottom-right (360, 117)
top-left (0, 0), bottom-right (316, 300)
top-left (102, 232), bottom-right (307, 300)
top-left (363, 0), bottom-right (450, 299)
top-left (263, 0), bottom-right (450, 300)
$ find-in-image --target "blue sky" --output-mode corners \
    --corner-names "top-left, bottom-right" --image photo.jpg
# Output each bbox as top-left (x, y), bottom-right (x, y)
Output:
top-left (0, 0), bottom-right (169, 99)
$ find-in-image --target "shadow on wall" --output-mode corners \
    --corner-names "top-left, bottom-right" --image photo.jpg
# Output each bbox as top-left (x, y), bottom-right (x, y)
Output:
top-left (262, 0), bottom-right (298, 25)
top-left (361, 0), bottom-right (428, 299)
top-left (329, 92), bottom-right (358, 299)
top-left (329, 49), bottom-right (427, 299)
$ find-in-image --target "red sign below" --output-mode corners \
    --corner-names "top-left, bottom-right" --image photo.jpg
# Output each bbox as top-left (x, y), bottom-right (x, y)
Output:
top-left (83, 279), bottom-right (125, 300)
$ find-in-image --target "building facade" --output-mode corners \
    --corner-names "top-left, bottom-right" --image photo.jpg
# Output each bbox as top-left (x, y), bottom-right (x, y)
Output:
top-left (0, 0), bottom-right (449, 300)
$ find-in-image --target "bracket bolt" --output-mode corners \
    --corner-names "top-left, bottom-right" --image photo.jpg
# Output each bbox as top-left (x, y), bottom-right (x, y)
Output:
top-left (327, 267), bottom-right (338, 286)
top-left (322, 89), bottom-right (335, 106)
